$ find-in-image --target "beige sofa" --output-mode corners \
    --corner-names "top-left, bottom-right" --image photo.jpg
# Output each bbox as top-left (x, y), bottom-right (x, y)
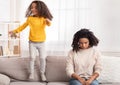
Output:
top-left (0, 55), bottom-right (120, 85)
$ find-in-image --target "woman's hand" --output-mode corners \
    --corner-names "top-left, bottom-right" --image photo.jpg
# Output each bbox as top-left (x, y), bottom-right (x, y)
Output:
top-left (72, 73), bottom-right (86, 85)
top-left (85, 78), bottom-right (93, 85)
top-left (85, 72), bottom-right (99, 85)
top-left (78, 78), bottom-right (86, 85)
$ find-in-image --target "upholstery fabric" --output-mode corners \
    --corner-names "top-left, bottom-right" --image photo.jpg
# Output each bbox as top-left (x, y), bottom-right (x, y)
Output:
top-left (0, 55), bottom-right (120, 85)
top-left (0, 73), bottom-right (10, 85)
top-left (10, 81), bottom-right (46, 85)
top-left (98, 56), bottom-right (120, 83)
top-left (46, 56), bottom-right (69, 82)
top-left (0, 57), bottom-right (41, 81)
top-left (47, 82), bottom-right (68, 85)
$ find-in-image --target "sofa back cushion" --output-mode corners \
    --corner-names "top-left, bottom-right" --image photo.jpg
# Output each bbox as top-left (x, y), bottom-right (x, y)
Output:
top-left (46, 56), bottom-right (70, 82)
top-left (98, 56), bottom-right (120, 83)
top-left (0, 57), bottom-right (41, 81)
top-left (45, 55), bottom-right (120, 83)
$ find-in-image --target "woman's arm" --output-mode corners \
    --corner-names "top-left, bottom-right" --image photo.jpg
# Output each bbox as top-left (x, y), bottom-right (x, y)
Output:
top-left (85, 72), bottom-right (99, 85)
top-left (72, 73), bottom-right (86, 85)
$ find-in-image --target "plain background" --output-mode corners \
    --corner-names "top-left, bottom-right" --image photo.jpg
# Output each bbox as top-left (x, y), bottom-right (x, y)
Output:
top-left (0, 0), bottom-right (120, 57)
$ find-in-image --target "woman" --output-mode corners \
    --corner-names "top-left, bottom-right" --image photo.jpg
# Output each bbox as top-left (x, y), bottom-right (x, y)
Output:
top-left (66, 28), bottom-right (102, 85)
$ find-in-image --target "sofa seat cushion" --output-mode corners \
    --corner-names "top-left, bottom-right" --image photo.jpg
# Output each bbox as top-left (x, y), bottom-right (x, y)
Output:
top-left (47, 82), bottom-right (68, 85)
top-left (10, 81), bottom-right (46, 85)
top-left (0, 73), bottom-right (10, 85)
top-left (100, 83), bottom-right (120, 85)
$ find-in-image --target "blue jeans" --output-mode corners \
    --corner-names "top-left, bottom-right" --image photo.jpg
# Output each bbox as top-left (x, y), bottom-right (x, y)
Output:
top-left (69, 78), bottom-right (99, 85)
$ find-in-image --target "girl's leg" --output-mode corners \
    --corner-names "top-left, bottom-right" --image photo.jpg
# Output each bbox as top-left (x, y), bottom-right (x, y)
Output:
top-left (37, 42), bottom-right (47, 81)
top-left (69, 78), bottom-right (82, 85)
top-left (90, 80), bottom-right (99, 85)
top-left (28, 41), bottom-right (36, 80)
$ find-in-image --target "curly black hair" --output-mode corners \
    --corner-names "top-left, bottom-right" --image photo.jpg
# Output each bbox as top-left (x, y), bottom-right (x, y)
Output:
top-left (25, 0), bottom-right (53, 20)
top-left (72, 28), bottom-right (99, 52)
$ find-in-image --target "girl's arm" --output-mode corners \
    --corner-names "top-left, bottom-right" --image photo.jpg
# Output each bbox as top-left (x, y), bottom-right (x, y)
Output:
top-left (13, 22), bottom-right (28, 33)
top-left (9, 18), bottom-right (29, 34)
top-left (46, 19), bottom-right (51, 26)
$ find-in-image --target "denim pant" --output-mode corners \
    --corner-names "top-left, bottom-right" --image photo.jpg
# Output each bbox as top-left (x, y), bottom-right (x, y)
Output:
top-left (29, 41), bottom-right (46, 74)
top-left (69, 78), bottom-right (99, 85)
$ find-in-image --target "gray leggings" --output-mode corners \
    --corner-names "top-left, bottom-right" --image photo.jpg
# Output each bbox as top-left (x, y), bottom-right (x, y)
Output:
top-left (29, 41), bottom-right (46, 74)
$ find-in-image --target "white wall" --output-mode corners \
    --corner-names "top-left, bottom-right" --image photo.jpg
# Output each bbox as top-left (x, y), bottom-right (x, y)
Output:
top-left (0, 0), bottom-right (10, 21)
top-left (12, 0), bottom-right (120, 56)
top-left (1, 0), bottom-right (120, 56)
top-left (96, 0), bottom-right (120, 52)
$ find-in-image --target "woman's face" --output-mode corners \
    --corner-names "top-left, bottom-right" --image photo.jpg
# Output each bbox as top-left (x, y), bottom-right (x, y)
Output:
top-left (31, 3), bottom-right (39, 16)
top-left (79, 38), bottom-right (89, 49)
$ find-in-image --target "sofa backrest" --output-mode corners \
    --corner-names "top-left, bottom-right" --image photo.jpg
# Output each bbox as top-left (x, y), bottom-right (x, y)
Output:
top-left (0, 55), bottom-right (120, 83)
top-left (46, 56), bottom-right (70, 82)
top-left (0, 57), bottom-right (41, 81)
top-left (0, 56), bottom-right (70, 82)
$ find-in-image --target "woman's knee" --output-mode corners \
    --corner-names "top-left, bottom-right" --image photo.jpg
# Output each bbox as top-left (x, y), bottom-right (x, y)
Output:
top-left (91, 80), bottom-right (99, 85)
top-left (69, 78), bottom-right (82, 85)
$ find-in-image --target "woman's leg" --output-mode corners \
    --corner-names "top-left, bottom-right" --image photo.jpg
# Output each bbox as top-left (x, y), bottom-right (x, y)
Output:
top-left (90, 80), bottom-right (99, 85)
top-left (37, 42), bottom-right (47, 81)
top-left (28, 41), bottom-right (36, 80)
top-left (69, 78), bottom-right (82, 85)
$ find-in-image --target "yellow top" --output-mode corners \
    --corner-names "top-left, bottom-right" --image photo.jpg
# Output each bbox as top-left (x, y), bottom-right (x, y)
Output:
top-left (13, 16), bottom-right (51, 42)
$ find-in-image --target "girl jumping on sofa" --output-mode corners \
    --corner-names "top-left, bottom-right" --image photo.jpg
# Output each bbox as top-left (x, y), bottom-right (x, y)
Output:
top-left (9, 0), bottom-right (53, 81)
top-left (66, 28), bottom-right (102, 85)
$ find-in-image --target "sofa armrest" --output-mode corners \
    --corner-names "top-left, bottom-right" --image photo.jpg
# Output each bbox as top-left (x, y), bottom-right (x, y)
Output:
top-left (0, 73), bottom-right (10, 85)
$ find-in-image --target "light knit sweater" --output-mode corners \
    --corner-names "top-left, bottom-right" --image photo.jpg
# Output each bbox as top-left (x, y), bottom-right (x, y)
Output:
top-left (66, 47), bottom-right (102, 78)
top-left (13, 16), bottom-right (51, 42)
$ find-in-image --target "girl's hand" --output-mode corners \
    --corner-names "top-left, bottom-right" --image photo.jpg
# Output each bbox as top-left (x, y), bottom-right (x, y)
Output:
top-left (8, 31), bottom-right (17, 38)
top-left (46, 19), bottom-right (51, 26)
top-left (9, 31), bottom-right (14, 34)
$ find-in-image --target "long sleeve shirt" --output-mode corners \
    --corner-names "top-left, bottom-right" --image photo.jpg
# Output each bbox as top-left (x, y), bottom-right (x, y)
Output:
top-left (66, 47), bottom-right (102, 78)
top-left (13, 16), bottom-right (51, 42)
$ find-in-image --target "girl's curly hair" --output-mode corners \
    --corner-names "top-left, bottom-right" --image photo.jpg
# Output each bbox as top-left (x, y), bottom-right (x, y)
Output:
top-left (72, 28), bottom-right (99, 52)
top-left (25, 0), bottom-right (53, 20)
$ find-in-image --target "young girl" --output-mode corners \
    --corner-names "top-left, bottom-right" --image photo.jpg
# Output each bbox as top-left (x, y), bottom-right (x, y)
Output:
top-left (9, 0), bottom-right (53, 81)
top-left (66, 29), bottom-right (102, 85)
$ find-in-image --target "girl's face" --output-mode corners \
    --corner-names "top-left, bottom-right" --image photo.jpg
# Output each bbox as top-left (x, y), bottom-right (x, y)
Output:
top-left (31, 3), bottom-right (39, 16)
top-left (79, 38), bottom-right (90, 49)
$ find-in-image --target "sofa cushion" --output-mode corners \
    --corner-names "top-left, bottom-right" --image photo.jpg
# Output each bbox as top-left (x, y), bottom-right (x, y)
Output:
top-left (10, 81), bottom-right (46, 85)
top-left (47, 82), bottom-right (68, 85)
top-left (0, 57), bottom-right (41, 81)
top-left (98, 56), bottom-right (120, 83)
top-left (46, 56), bottom-right (70, 82)
top-left (0, 73), bottom-right (10, 85)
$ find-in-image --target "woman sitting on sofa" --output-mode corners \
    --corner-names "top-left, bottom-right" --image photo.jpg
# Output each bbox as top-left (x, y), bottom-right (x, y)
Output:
top-left (66, 28), bottom-right (102, 85)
